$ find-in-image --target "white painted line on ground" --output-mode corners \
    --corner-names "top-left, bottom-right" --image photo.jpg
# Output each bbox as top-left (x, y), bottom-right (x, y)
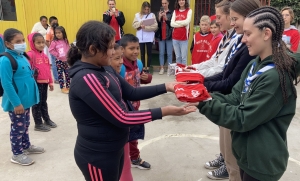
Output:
top-left (139, 134), bottom-right (300, 167)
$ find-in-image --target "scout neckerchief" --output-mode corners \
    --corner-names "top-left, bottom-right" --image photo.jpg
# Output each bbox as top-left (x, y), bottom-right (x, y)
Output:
top-left (224, 35), bottom-right (243, 68)
top-left (215, 29), bottom-right (236, 59)
top-left (242, 61), bottom-right (275, 93)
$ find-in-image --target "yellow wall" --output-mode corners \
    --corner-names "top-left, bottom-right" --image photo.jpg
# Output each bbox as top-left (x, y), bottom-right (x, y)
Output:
top-left (0, 0), bottom-right (195, 64)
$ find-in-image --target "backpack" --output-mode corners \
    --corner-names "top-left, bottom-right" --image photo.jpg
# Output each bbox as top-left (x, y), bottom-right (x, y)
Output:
top-left (0, 52), bottom-right (18, 97)
top-left (119, 59), bottom-right (143, 78)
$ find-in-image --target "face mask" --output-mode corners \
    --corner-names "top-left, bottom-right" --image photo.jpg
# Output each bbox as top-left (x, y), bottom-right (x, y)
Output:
top-left (52, 23), bottom-right (59, 28)
top-left (13, 43), bottom-right (27, 54)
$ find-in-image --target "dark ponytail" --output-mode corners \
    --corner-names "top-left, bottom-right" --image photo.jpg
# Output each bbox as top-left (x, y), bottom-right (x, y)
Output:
top-left (67, 44), bottom-right (82, 66)
top-left (67, 21), bottom-right (115, 67)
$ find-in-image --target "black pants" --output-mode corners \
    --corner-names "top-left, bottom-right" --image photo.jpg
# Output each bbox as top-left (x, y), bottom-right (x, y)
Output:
top-left (139, 42), bottom-right (153, 68)
top-left (32, 83), bottom-right (50, 125)
top-left (75, 144), bottom-right (124, 181)
top-left (240, 169), bottom-right (260, 181)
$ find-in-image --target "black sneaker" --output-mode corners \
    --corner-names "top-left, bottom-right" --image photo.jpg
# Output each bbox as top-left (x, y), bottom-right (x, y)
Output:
top-left (207, 164), bottom-right (229, 180)
top-left (204, 153), bottom-right (224, 169)
top-left (34, 124), bottom-right (50, 132)
top-left (45, 120), bottom-right (57, 128)
top-left (131, 157), bottom-right (151, 170)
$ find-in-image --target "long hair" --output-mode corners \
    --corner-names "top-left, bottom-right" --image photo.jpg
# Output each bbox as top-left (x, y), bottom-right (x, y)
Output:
top-left (53, 26), bottom-right (69, 44)
top-left (247, 6), bottom-right (298, 103)
top-left (174, 0), bottom-right (189, 10)
top-left (140, 1), bottom-right (151, 16)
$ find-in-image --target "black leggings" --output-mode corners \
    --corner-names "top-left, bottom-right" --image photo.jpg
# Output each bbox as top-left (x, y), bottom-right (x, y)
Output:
top-left (75, 146), bottom-right (124, 181)
top-left (139, 42), bottom-right (153, 68)
top-left (240, 169), bottom-right (260, 181)
top-left (32, 83), bottom-right (50, 125)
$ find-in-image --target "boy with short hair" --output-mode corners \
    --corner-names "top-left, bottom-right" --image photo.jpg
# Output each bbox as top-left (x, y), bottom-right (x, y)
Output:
top-left (190, 15), bottom-right (213, 64)
top-left (120, 34), bottom-right (152, 170)
top-left (207, 20), bottom-right (223, 60)
top-left (46, 16), bottom-right (59, 83)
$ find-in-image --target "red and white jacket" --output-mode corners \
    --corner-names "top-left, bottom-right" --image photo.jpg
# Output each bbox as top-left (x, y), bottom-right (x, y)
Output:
top-left (171, 8), bottom-right (192, 41)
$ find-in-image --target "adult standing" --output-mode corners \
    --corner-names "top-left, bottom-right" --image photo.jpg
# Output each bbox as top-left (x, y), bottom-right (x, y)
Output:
top-left (156, 0), bottom-right (173, 75)
top-left (171, 0), bottom-right (192, 65)
top-left (103, 0), bottom-right (126, 44)
top-left (133, 1), bottom-right (158, 70)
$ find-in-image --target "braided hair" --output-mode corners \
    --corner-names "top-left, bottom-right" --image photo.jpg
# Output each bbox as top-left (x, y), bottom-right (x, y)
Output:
top-left (247, 6), bottom-right (298, 103)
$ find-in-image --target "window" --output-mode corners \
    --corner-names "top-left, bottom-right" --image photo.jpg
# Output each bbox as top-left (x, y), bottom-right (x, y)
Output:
top-left (0, 0), bottom-right (17, 21)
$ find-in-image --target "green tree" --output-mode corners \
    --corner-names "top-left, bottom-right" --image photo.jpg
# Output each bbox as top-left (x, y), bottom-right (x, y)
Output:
top-left (271, 0), bottom-right (300, 25)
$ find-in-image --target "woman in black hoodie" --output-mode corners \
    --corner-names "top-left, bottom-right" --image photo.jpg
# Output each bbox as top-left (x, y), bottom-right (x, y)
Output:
top-left (67, 21), bottom-right (196, 181)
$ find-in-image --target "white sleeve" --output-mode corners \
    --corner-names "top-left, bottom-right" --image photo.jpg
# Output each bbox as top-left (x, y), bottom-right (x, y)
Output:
top-left (191, 56), bottom-right (216, 71)
top-left (171, 11), bottom-right (183, 28)
top-left (198, 62), bottom-right (224, 77)
top-left (174, 9), bottom-right (192, 27)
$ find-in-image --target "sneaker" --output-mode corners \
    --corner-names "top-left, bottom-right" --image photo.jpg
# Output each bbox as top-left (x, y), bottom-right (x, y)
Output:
top-left (23, 145), bottom-right (45, 155)
top-left (205, 154), bottom-right (224, 169)
top-left (207, 164), bottom-right (229, 180)
top-left (61, 88), bottom-right (69, 94)
top-left (11, 153), bottom-right (34, 166)
top-left (34, 124), bottom-right (51, 132)
top-left (45, 120), bottom-right (57, 128)
top-left (159, 68), bottom-right (164, 75)
top-left (131, 157), bottom-right (151, 170)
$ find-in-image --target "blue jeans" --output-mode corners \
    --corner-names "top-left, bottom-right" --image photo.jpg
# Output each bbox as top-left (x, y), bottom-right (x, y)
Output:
top-left (50, 54), bottom-right (58, 81)
top-left (172, 40), bottom-right (188, 65)
top-left (159, 40), bottom-right (173, 66)
top-left (9, 108), bottom-right (31, 155)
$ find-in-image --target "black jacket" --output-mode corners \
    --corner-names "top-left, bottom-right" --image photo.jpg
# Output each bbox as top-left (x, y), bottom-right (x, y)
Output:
top-left (69, 61), bottom-right (165, 151)
top-left (103, 10), bottom-right (126, 37)
top-left (155, 10), bottom-right (173, 40)
top-left (204, 39), bottom-right (256, 95)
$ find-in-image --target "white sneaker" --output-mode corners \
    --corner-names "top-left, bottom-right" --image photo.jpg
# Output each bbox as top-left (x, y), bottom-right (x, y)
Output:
top-left (159, 68), bottom-right (164, 75)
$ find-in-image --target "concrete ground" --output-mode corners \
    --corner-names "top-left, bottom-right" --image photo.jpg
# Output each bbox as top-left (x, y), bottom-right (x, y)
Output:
top-left (0, 73), bottom-right (299, 181)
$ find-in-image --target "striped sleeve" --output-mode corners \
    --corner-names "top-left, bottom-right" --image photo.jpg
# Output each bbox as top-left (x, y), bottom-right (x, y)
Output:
top-left (81, 73), bottom-right (160, 127)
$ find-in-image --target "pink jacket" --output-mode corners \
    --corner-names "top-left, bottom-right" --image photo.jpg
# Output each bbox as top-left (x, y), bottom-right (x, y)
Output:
top-left (27, 33), bottom-right (53, 84)
top-left (49, 39), bottom-right (70, 61)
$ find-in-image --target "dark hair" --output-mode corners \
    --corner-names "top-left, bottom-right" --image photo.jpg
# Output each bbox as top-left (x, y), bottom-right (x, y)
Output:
top-left (33, 33), bottom-right (44, 42)
top-left (230, 0), bottom-right (261, 17)
top-left (49, 16), bottom-right (58, 24)
top-left (114, 43), bottom-right (121, 50)
top-left (247, 6), bottom-right (298, 103)
top-left (53, 26), bottom-right (69, 43)
top-left (67, 21), bottom-right (115, 66)
top-left (40, 16), bottom-right (47, 21)
top-left (216, 0), bottom-right (231, 15)
top-left (174, 0), bottom-right (189, 10)
top-left (140, 1), bottom-right (151, 15)
top-left (210, 20), bottom-right (220, 27)
top-left (3, 28), bottom-right (30, 60)
top-left (120, 34), bottom-right (139, 48)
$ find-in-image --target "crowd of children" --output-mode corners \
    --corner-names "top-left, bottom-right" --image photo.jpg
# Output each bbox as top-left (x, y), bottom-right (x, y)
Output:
top-left (0, 0), bottom-right (300, 181)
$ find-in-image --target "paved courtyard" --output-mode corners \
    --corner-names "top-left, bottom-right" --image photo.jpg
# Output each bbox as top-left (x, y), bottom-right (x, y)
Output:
top-left (0, 73), bottom-right (299, 181)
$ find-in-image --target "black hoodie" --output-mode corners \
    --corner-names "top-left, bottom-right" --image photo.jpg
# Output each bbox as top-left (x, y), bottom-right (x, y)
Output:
top-left (69, 60), bottom-right (166, 151)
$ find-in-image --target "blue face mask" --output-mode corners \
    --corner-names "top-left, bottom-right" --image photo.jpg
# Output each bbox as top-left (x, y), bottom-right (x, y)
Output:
top-left (13, 43), bottom-right (27, 54)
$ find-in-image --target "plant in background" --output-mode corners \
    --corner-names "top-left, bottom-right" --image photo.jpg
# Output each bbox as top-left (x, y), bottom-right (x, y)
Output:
top-left (271, 0), bottom-right (300, 25)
